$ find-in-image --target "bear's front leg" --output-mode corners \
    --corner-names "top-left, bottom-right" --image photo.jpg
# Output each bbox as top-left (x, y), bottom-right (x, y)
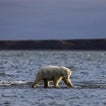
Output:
top-left (53, 77), bottom-right (63, 88)
top-left (62, 77), bottom-right (74, 88)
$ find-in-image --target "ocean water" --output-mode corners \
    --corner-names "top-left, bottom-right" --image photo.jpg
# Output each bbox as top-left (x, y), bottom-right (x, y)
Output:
top-left (0, 50), bottom-right (106, 106)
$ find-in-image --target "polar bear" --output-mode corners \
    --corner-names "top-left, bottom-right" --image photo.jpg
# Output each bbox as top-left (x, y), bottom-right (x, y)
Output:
top-left (32, 65), bottom-right (73, 88)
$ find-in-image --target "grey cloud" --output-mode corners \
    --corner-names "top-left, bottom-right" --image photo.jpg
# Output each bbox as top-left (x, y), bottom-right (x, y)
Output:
top-left (0, 0), bottom-right (106, 40)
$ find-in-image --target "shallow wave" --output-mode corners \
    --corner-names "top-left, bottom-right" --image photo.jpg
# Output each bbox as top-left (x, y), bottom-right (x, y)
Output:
top-left (0, 81), bottom-right (106, 89)
top-left (0, 81), bottom-right (32, 86)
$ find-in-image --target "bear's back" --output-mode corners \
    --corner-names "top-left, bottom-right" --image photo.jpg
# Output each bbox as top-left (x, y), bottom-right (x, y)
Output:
top-left (39, 65), bottom-right (62, 80)
top-left (41, 65), bottom-right (61, 73)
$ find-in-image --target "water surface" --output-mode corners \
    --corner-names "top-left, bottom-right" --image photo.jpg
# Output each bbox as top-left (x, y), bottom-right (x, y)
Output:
top-left (0, 51), bottom-right (106, 106)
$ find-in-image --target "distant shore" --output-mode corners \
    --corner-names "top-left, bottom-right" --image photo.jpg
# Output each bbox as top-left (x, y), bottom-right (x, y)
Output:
top-left (0, 39), bottom-right (106, 50)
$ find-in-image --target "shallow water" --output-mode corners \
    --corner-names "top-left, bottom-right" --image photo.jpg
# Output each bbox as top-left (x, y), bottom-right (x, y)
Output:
top-left (0, 50), bottom-right (106, 106)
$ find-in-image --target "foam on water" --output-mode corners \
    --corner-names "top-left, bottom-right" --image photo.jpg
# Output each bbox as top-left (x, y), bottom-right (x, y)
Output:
top-left (0, 81), bottom-right (31, 86)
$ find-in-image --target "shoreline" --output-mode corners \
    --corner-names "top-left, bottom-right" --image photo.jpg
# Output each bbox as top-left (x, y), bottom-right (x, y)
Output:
top-left (0, 39), bottom-right (106, 50)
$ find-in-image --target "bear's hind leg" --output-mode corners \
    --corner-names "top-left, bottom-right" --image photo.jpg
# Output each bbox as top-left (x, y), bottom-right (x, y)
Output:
top-left (44, 79), bottom-right (49, 88)
top-left (32, 77), bottom-right (41, 88)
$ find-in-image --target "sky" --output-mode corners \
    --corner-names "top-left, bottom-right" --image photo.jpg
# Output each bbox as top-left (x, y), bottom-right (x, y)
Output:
top-left (0, 0), bottom-right (106, 40)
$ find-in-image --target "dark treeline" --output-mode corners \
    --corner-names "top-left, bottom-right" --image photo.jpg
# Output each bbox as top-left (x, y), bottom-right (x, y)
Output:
top-left (0, 39), bottom-right (106, 50)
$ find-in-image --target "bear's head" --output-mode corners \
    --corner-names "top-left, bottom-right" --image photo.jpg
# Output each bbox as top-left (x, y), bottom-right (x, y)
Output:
top-left (60, 66), bottom-right (71, 78)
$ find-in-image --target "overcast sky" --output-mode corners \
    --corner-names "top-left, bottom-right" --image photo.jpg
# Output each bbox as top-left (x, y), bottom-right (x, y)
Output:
top-left (0, 0), bottom-right (106, 40)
